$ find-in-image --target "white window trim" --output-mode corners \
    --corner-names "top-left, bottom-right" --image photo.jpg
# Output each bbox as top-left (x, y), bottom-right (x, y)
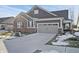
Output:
top-left (27, 20), bottom-right (35, 28)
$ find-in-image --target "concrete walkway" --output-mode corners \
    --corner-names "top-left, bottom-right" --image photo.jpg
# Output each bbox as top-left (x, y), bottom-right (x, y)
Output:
top-left (0, 40), bottom-right (8, 53)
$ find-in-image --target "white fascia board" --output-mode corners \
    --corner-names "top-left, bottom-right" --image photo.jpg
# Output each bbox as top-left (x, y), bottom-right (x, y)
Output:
top-left (63, 20), bottom-right (72, 23)
top-left (34, 17), bottom-right (64, 21)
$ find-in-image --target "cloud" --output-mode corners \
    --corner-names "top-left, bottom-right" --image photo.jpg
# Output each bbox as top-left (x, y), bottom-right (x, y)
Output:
top-left (0, 5), bottom-right (26, 17)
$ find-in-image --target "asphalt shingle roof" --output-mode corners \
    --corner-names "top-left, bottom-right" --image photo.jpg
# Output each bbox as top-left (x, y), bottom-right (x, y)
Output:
top-left (51, 10), bottom-right (68, 19)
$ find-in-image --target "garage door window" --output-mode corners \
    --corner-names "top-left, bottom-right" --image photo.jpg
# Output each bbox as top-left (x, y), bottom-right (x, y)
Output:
top-left (48, 24), bottom-right (58, 25)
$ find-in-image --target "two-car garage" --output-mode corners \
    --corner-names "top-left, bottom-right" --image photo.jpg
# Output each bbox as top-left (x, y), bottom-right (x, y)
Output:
top-left (37, 23), bottom-right (59, 34)
top-left (35, 18), bottom-right (63, 34)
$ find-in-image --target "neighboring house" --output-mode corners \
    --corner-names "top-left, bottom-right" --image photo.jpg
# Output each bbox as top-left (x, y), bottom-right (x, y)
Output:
top-left (0, 5), bottom-right (73, 34)
top-left (0, 17), bottom-right (15, 31)
top-left (14, 5), bottom-right (73, 34)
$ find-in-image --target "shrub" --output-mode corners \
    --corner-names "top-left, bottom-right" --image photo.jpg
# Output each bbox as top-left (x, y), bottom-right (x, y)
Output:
top-left (14, 32), bottom-right (22, 37)
top-left (69, 41), bottom-right (79, 48)
top-left (65, 37), bottom-right (78, 41)
top-left (65, 37), bottom-right (79, 48)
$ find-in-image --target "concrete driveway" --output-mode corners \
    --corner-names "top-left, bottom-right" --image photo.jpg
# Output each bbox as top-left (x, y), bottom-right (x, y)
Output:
top-left (4, 33), bottom-right (57, 53)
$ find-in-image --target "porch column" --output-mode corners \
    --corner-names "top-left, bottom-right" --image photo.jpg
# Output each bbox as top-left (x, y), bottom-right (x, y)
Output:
top-left (60, 18), bottom-right (63, 33)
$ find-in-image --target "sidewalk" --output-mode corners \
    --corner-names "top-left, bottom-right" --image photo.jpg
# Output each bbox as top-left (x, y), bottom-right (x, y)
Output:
top-left (0, 40), bottom-right (8, 53)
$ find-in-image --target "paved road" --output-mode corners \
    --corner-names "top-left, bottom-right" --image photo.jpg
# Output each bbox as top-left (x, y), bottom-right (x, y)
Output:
top-left (4, 33), bottom-right (57, 53)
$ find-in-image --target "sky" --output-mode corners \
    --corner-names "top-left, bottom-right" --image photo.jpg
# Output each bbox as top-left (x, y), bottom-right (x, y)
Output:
top-left (0, 5), bottom-right (79, 24)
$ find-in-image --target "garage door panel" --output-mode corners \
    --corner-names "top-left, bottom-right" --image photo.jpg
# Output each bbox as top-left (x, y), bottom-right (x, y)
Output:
top-left (37, 23), bottom-right (58, 34)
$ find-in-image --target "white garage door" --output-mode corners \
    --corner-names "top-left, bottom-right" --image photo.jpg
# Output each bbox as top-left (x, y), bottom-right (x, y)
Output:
top-left (37, 23), bottom-right (59, 34)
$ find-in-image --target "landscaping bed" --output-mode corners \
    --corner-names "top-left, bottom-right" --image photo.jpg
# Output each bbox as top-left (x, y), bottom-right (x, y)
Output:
top-left (46, 33), bottom-right (79, 48)
top-left (64, 37), bottom-right (79, 48)
top-left (0, 32), bottom-right (13, 39)
top-left (22, 32), bottom-right (35, 35)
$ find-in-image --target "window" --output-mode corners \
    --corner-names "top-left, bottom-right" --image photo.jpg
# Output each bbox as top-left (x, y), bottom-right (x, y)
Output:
top-left (17, 22), bottom-right (22, 28)
top-left (29, 21), bottom-right (32, 27)
top-left (34, 10), bottom-right (39, 14)
top-left (27, 21), bottom-right (30, 27)
top-left (27, 21), bottom-right (33, 28)
top-left (53, 24), bottom-right (58, 25)
top-left (43, 24), bottom-right (47, 25)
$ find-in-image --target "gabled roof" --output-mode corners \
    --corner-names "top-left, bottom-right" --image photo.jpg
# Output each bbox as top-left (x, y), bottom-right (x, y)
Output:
top-left (20, 12), bottom-right (33, 21)
top-left (15, 12), bottom-right (26, 21)
top-left (26, 5), bottom-right (70, 20)
top-left (15, 12), bottom-right (33, 21)
top-left (32, 5), bottom-right (57, 16)
top-left (27, 5), bottom-right (58, 18)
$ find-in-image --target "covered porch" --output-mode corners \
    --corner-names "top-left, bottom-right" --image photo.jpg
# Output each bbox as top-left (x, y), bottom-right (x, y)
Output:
top-left (63, 20), bottom-right (72, 33)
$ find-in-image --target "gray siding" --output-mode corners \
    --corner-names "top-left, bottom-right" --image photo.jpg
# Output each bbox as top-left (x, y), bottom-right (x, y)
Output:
top-left (27, 6), bottom-right (56, 18)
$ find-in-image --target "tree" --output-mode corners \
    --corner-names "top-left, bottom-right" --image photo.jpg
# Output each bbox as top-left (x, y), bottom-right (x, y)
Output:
top-left (77, 14), bottom-right (79, 29)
